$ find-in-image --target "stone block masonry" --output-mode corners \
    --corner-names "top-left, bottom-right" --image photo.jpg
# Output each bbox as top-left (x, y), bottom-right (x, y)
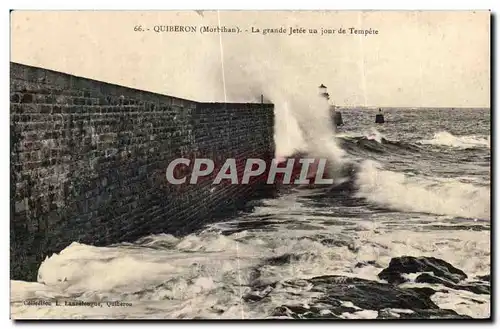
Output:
top-left (10, 62), bottom-right (275, 281)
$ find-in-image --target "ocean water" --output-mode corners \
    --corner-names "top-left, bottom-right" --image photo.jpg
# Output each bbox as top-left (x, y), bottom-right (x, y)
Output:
top-left (11, 108), bottom-right (491, 319)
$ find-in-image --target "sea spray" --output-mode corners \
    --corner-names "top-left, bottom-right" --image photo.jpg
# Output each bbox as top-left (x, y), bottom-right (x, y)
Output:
top-left (286, 88), bottom-right (347, 180)
top-left (202, 18), bottom-right (348, 180)
top-left (216, 57), bottom-right (348, 180)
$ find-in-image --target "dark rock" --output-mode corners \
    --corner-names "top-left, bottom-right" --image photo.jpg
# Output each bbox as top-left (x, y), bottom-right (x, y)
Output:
top-left (476, 274), bottom-right (490, 282)
top-left (243, 285), bottom-right (274, 303)
top-left (405, 287), bottom-right (440, 299)
top-left (416, 273), bottom-right (455, 285)
top-left (309, 275), bottom-right (439, 310)
top-left (265, 253), bottom-right (316, 266)
top-left (378, 256), bottom-right (467, 284)
top-left (455, 284), bottom-right (490, 295)
top-left (271, 305), bottom-right (341, 319)
top-left (265, 253), bottom-right (298, 266)
top-left (355, 260), bottom-right (381, 268)
top-left (416, 273), bottom-right (490, 295)
top-left (269, 275), bottom-right (468, 319)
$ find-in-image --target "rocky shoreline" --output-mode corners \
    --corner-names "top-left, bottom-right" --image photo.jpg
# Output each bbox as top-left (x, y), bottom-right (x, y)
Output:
top-left (243, 256), bottom-right (490, 319)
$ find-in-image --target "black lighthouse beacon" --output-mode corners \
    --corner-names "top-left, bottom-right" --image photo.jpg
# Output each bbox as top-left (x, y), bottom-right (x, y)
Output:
top-left (375, 108), bottom-right (385, 124)
top-left (319, 84), bottom-right (343, 126)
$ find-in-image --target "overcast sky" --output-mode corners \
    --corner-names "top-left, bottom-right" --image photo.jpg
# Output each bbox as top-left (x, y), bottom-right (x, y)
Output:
top-left (11, 10), bottom-right (490, 108)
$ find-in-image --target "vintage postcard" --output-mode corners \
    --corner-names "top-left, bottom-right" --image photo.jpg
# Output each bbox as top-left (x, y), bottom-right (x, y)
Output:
top-left (10, 10), bottom-right (490, 320)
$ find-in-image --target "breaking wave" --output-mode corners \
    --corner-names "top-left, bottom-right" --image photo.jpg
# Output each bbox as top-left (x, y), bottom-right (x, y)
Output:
top-left (336, 129), bottom-right (422, 156)
top-left (417, 131), bottom-right (490, 149)
top-left (323, 129), bottom-right (491, 219)
top-left (336, 129), bottom-right (491, 156)
top-left (354, 160), bottom-right (490, 220)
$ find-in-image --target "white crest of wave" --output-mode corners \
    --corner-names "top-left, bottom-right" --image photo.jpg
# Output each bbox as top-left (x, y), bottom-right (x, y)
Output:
top-left (364, 128), bottom-right (385, 143)
top-left (355, 160), bottom-right (490, 219)
top-left (418, 131), bottom-right (490, 149)
top-left (335, 128), bottom-right (385, 143)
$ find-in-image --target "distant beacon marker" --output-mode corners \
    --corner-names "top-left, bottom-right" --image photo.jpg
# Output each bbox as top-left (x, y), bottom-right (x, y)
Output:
top-left (334, 109), bottom-right (343, 126)
top-left (375, 108), bottom-right (385, 124)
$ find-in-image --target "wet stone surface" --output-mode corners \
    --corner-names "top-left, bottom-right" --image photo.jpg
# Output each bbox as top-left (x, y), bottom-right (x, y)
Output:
top-left (243, 256), bottom-right (489, 319)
